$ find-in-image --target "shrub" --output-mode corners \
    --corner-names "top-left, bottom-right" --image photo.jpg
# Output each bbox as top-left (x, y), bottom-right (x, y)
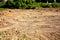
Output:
top-left (5, 0), bottom-right (15, 8)
top-left (40, 3), bottom-right (52, 8)
top-left (27, 2), bottom-right (36, 9)
top-left (14, 0), bottom-right (22, 8)
top-left (14, 0), bottom-right (36, 9)
top-left (0, 0), bottom-right (60, 9)
top-left (0, 2), bottom-right (5, 7)
top-left (34, 3), bottom-right (41, 8)
top-left (52, 2), bottom-right (60, 8)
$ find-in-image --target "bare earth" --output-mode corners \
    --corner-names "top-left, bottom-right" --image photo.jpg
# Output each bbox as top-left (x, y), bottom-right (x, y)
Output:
top-left (0, 8), bottom-right (60, 40)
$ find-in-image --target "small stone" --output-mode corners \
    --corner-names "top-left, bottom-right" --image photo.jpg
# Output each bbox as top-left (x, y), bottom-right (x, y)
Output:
top-left (9, 10), bottom-right (11, 12)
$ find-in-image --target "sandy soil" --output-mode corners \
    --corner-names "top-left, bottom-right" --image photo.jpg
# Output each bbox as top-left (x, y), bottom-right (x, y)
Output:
top-left (0, 8), bottom-right (60, 40)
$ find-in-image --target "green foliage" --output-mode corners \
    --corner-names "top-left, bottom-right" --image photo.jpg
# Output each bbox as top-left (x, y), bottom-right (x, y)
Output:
top-left (34, 3), bottom-right (41, 8)
top-left (27, 2), bottom-right (36, 9)
top-left (14, 0), bottom-right (22, 8)
top-left (40, 3), bottom-right (52, 8)
top-left (5, 0), bottom-right (15, 8)
top-left (0, 2), bottom-right (5, 7)
top-left (52, 2), bottom-right (60, 8)
top-left (0, 0), bottom-right (60, 9)
top-left (14, 0), bottom-right (36, 9)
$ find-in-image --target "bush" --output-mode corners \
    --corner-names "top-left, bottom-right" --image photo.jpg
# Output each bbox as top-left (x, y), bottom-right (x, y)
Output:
top-left (0, 0), bottom-right (60, 9)
top-left (40, 3), bottom-right (52, 8)
top-left (14, 0), bottom-right (22, 8)
top-left (0, 2), bottom-right (5, 7)
top-left (34, 3), bottom-right (41, 8)
top-left (14, 0), bottom-right (36, 9)
top-left (52, 3), bottom-right (60, 8)
top-left (5, 0), bottom-right (15, 8)
top-left (27, 2), bottom-right (36, 9)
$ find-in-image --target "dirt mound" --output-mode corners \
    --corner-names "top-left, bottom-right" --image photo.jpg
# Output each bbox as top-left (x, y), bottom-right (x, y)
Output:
top-left (0, 8), bottom-right (60, 40)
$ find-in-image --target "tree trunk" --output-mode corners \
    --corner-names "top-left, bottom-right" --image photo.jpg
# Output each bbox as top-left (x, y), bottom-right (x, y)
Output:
top-left (54, 0), bottom-right (56, 2)
top-left (3, 0), bottom-right (7, 2)
top-left (47, 0), bottom-right (48, 3)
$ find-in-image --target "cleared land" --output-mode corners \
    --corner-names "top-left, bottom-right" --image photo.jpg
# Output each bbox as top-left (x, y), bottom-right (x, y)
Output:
top-left (0, 8), bottom-right (60, 40)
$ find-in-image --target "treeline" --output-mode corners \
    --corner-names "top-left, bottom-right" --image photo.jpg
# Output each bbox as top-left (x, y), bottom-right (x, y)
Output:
top-left (0, 0), bottom-right (60, 9)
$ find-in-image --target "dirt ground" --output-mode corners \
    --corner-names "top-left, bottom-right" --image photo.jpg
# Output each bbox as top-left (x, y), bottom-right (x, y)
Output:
top-left (0, 8), bottom-right (60, 40)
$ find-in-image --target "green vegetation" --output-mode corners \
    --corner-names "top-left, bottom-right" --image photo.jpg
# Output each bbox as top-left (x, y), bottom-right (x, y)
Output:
top-left (0, 0), bottom-right (60, 9)
top-left (52, 2), bottom-right (60, 8)
top-left (0, 2), bottom-right (5, 7)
